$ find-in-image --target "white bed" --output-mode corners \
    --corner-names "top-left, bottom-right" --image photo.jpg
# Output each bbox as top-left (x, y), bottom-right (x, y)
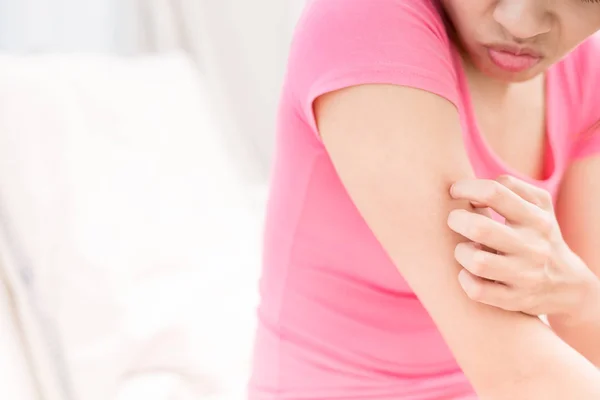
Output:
top-left (0, 52), bottom-right (264, 400)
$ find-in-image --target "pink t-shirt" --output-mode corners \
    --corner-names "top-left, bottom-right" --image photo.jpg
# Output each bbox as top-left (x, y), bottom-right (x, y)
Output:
top-left (250, 0), bottom-right (600, 399)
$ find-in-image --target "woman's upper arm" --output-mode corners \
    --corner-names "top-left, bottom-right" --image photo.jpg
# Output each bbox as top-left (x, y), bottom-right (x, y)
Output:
top-left (314, 84), bottom-right (600, 399)
top-left (554, 156), bottom-right (600, 366)
top-left (557, 157), bottom-right (600, 278)
top-left (560, 34), bottom-right (600, 274)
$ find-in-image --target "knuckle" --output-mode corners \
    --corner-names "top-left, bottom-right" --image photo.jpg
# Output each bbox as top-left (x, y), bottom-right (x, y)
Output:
top-left (482, 181), bottom-right (503, 203)
top-left (496, 175), bottom-right (513, 187)
top-left (470, 251), bottom-right (488, 276)
top-left (537, 213), bottom-right (555, 237)
top-left (535, 189), bottom-right (553, 208)
top-left (469, 220), bottom-right (489, 241)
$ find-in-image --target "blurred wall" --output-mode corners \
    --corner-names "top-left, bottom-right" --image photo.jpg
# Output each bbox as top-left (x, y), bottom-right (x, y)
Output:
top-left (131, 0), bottom-right (307, 183)
top-left (0, 0), bottom-right (136, 53)
top-left (0, 0), bottom-right (307, 183)
top-left (189, 0), bottom-right (298, 182)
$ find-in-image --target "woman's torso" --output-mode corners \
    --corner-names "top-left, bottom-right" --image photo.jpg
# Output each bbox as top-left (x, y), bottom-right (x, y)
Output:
top-left (249, 1), bottom-right (600, 398)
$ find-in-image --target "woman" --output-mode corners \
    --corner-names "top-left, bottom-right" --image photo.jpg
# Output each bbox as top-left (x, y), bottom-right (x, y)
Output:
top-left (250, 0), bottom-right (600, 398)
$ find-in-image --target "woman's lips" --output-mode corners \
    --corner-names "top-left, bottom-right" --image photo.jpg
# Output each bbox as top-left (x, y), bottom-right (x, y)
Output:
top-left (486, 46), bottom-right (542, 73)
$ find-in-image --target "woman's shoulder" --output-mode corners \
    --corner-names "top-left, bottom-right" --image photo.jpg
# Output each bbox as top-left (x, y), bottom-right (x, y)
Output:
top-left (564, 32), bottom-right (600, 78)
top-left (293, 0), bottom-right (450, 49)
top-left (297, 0), bottom-right (448, 28)
top-left (558, 33), bottom-right (600, 125)
top-left (286, 0), bottom-right (461, 135)
top-left (556, 33), bottom-right (600, 91)
top-left (562, 33), bottom-right (600, 157)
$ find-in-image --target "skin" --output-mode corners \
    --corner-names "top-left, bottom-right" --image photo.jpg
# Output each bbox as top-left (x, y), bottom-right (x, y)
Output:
top-left (314, 0), bottom-right (600, 398)
top-left (442, 0), bottom-right (600, 365)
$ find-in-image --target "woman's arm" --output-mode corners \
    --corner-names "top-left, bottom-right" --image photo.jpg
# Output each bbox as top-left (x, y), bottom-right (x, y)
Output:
top-left (553, 156), bottom-right (600, 366)
top-left (315, 84), bottom-right (600, 399)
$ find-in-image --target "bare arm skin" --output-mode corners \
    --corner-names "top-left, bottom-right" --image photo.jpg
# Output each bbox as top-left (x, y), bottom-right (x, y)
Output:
top-left (314, 84), bottom-right (600, 399)
top-left (554, 156), bottom-right (600, 366)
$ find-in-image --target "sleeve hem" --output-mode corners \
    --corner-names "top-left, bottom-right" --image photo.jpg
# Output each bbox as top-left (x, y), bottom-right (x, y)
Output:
top-left (298, 64), bottom-right (460, 142)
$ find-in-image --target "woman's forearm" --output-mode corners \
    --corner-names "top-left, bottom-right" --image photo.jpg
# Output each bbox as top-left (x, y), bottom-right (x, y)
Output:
top-left (499, 359), bottom-right (600, 400)
top-left (471, 313), bottom-right (600, 399)
top-left (460, 311), bottom-right (600, 400)
top-left (548, 272), bottom-right (600, 366)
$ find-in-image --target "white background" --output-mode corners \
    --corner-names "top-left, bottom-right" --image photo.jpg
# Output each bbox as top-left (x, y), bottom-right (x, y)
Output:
top-left (0, 0), bottom-right (307, 182)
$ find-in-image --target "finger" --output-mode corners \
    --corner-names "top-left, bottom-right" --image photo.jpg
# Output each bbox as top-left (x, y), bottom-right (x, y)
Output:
top-left (496, 175), bottom-right (554, 211)
top-left (451, 179), bottom-right (542, 226)
top-left (454, 242), bottom-right (520, 284)
top-left (448, 209), bottom-right (526, 254)
top-left (458, 270), bottom-right (520, 311)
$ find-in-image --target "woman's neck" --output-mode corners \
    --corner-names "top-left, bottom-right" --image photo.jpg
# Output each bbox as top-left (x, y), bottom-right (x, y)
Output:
top-left (461, 56), bottom-right (513, 100)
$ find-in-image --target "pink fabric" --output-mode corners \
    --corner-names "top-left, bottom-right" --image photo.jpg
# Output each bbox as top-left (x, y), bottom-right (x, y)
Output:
top-left (249, 0), bottom-right (600, 399)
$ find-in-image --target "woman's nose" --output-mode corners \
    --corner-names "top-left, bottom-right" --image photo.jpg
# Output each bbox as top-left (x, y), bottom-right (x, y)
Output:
top-left (493, 0), bottom-right (551, 41)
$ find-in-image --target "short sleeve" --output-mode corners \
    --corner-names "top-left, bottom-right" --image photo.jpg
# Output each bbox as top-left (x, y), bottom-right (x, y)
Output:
top-left (287, 0), bottom-right (460, 137)
top-left (569, 33), bottom-right (600, 160)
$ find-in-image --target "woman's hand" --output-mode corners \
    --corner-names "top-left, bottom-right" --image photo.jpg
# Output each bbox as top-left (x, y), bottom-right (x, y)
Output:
top-left (447, 175), bottom-right (599, 323)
